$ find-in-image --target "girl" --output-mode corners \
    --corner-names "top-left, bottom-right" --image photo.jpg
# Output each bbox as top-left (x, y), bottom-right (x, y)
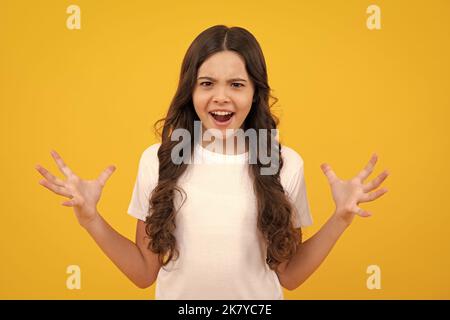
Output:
top-left (35, 25), bottom-right (389, 300)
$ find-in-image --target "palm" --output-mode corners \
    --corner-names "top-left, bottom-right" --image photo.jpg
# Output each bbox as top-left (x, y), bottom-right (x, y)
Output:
top-left (65, 176), bottom-right (102, 217)
top-left (36, 150), bottom-right (116, 226)
top-left (68, 176), bottom-right (101, 205)
top-left (329, 179), bottom-right (363, 210)
top-left (320, 153), bottom-right (389, 225)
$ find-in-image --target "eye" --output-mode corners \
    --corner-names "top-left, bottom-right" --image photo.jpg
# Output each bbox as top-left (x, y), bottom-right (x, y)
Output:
top-left (200, 81), bottom-right (213, 87)
top-left (232, 83), bottom-right (244, 88)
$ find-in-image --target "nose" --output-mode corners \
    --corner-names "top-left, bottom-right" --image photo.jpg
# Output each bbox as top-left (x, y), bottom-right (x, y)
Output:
top-left (212, 87), bottom-right (230, 104)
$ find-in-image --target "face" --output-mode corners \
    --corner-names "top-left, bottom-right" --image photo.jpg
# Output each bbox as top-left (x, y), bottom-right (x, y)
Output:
top-left (192, 50), bottom-right (255, 139)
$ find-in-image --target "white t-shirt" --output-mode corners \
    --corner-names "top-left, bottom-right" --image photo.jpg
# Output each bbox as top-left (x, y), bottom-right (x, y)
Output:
top-left (127, 142), bottom-right (313, 300)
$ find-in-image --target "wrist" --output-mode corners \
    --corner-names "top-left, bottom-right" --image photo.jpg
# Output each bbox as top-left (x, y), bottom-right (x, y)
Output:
top-left (331, 210), bottom-right (353, 230)
top-left (80, 210), bottom-right (102, 230)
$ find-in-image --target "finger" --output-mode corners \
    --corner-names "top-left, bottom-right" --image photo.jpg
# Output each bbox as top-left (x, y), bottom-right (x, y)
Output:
top-left (320, 163), bottom-right (338, 184)
top-left (50, 150), bottom-right (74, 177)
top-left (354, 206), bottom-right (372, 218)
top-left (61, 200), bottom-right (74, 207)
top-left (61, 197), bottom-right (80, 207)
top-left (61, 198), bottom-right (79, 207)
top-left (35, 164), bottom-right (65, 187)
top-left (38, 179), bottom-right (73, 198)
top-left (356, 153), bottom-right (378, 182)
top-left (61, 190), bottom-right (84, 207)
top-left (97, 165), bottom-right (116, 187)
top-left (361, 187), bottom-right (389, 203)
top-left (363, 169), bottom-right (389, 192)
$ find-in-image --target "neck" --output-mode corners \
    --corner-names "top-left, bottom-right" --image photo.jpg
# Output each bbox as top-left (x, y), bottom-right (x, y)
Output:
top-left (200, 135), bottom-right (248, 155)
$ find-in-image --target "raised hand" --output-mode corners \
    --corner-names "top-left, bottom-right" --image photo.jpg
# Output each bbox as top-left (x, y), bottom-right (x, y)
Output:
top-left (320, 153), bottom-right (389, 226)
top-left (35, 150), bottom-right (116, 228)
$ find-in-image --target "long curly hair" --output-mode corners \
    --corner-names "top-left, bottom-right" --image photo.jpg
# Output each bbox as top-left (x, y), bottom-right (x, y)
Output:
top-left (145, 25), bottom-right (301, 271)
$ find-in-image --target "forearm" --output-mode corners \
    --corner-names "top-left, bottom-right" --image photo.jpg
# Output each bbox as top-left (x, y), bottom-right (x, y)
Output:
top-left (82, 212), bottom-right (153, 288)
top-left (284, 212), bottom-right (350, 290)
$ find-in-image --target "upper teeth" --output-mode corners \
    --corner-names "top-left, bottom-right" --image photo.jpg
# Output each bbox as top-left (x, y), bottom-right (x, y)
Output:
top-left (211, 111), bottom-right (233, 116)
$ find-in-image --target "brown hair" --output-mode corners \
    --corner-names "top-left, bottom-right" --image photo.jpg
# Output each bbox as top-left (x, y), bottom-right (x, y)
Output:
top-left (146, 25), bottom-right (301, 271)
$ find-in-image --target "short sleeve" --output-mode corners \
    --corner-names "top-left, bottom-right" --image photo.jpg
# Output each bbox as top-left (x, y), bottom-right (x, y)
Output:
top-left (127, 143), bottom-right (160, 221)
top-left (281, 146), bottom-right (313, 228)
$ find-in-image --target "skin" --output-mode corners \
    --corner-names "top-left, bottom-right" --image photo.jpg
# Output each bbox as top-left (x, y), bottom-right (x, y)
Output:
top-left (35, 53), bottom-right (389, 291)
top-left (276, 153), bottom-right (390, 290)
top-left (35, 152), bottom-right (161, 289)
top-left (35, 150), bottom-right (389, 291)
top-left (192, 50), bottom-right (255, 154)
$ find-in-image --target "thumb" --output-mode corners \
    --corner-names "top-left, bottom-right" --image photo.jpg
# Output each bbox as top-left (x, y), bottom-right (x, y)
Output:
top-left (61, 192), bottom-right (83, 207)
top-left (320, 163), bottom-right (338, 184)
top-left (354, 205), bottom-right (372, 218)
top-left (97, 165), bottom-right (116, 187)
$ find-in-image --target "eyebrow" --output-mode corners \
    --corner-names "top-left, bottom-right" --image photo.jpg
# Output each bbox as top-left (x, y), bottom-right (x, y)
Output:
top-left (197, 76), bottom-right (248, 82)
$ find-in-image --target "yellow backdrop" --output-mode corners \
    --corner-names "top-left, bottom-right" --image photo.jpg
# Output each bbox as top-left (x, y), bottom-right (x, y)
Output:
top-left (1, 0), bottom-right (449, 299)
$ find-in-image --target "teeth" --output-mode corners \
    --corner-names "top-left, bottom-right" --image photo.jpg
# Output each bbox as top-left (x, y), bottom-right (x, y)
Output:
top-left (211, 111), bottom-right (233, 116)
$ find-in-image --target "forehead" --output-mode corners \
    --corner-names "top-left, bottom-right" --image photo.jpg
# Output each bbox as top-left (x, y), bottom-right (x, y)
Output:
top-left (197, 51), bottom-right (248, 79)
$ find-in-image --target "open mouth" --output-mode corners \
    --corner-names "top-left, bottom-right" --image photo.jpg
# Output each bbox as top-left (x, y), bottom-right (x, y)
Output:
top-left (209, 111), bottom-right (235, 126)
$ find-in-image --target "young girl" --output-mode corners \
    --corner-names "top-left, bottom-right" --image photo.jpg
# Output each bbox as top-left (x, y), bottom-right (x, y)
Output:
top-left (35, 25), bottom-right (389, 300)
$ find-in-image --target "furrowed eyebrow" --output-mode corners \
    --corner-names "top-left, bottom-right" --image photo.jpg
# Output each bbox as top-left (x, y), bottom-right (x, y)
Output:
top-left (197, 76), bottom-right (247, 82)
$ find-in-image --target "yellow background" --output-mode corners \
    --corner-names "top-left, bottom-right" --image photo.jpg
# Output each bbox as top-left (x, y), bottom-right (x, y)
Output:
top-left (1, 0), bottom-right (449, 299)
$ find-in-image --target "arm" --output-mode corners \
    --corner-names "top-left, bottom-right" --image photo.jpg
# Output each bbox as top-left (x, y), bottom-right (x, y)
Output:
top-left (277, 153), bottom-right (389, 290)
top-left (83, 214), bottom-right (161, 289)
top-left (277, 213), bottom-right (349, 290)
top-left (36, 150), bottom-right (161, 289)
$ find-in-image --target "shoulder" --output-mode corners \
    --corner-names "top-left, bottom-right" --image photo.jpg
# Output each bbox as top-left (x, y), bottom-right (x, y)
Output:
top-left (279, 144), bottom-right (305, 192)
top-left (280, 144), bottom-right (304, 172)
top-left (141, 142), bottom-right (161, 159)
top-left (138, 142), bottom-right (161, 170)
